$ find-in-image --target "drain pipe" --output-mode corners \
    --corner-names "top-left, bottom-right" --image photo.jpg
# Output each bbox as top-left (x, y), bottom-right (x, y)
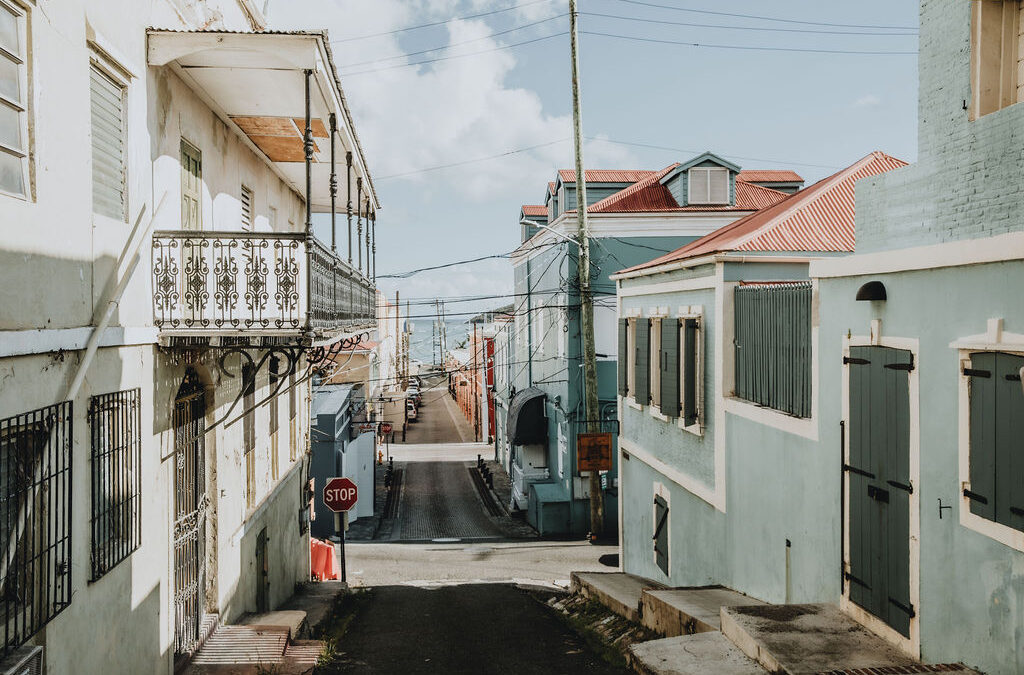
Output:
top-left (1, 193), bottom-right (166, 588)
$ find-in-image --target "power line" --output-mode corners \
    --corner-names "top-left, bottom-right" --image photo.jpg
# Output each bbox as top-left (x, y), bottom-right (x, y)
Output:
top-left (587, 137), bottom-right (842, 170)
top-left (342, 13), bottom-right (568, 68)
top-left (581, 11), bottom-right (918, 37)
top-left (329, 0), bottom-right (556, 43)
top-left (610, 0), bottom-right (917, 31)
top-left (341, 31), bottom-right (568, 76)
top-left (580, 30), bottom-right (918, 56)
top-left (376, 240), bottom-right (562, 279)
top-left (376, 139), bottom-right (568, 180)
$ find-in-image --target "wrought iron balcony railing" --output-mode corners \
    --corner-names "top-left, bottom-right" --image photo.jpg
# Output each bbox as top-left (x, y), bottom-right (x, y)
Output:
top-left (152, 230), bottom-right (375, 344)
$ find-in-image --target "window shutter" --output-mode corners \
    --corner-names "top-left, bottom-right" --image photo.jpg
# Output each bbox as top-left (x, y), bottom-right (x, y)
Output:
top-left (994, 352), bottom-right (1024, 529)
top-left (618, 319), bottom-right (629, 396)
top-left (660, 319), bottom-right (680, 417)
top-left (682, 318), bottom-right (698, 426)
top-left (91, 64), bottom-right (126, 220)
top-left (653, 495), bottom-right (669, 575)
top-left (968, 352), bottom-right (997, 521)
top-left (241, 185), bottom-right (253, 229)
top-left (688, 168), bottom-right (709, 203)
top-left (709, 169), bottom-right (729, 203)
top-left (635, 319), bottom-right (650, 404)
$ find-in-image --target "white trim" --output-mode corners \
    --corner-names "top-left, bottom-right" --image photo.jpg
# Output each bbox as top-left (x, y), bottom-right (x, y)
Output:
top-left (810, 230), bottom-right (1024, 279)
top-left (648, 407), bottom-right (669, 422)
top-left (647, 306), bottom-right (669, 317)
top-left (722, 397), bottom-right (819, 440)
top-left (839, 330), bottom-right (921, 658)
top-left (620, 436), bottom-right (718, 509)
top-left (0, 326), bottom-right (158, 358)
top-left (619, 276), bottom-right (715, 297)
top-left (955, 327), bottom-right (1024, 552)
top-left (611, 253), bottom-right (815, 281)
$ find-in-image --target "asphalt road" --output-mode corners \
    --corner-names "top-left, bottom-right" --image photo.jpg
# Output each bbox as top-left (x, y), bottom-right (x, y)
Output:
top-left (396, 375), bottom-right (475, 444)
top-left (329, 583), bottom-right (627, 674)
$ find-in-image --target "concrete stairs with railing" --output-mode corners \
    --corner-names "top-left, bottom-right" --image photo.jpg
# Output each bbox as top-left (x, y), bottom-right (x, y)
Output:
top-left (571, 573), bottom-right (981, 675)
top-left (182, 610), bottom-right (321, 675)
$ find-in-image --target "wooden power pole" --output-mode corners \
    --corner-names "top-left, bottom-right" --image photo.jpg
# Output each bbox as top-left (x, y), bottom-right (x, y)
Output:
top-left (569, 0), bottom-right (604, 540)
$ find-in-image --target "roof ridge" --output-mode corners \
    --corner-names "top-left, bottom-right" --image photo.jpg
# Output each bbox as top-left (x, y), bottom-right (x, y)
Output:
top-left (588, 163), bottom-right (680, 212)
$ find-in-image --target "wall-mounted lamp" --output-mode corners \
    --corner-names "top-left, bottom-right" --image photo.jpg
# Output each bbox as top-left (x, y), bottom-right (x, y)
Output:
top-left (855, 280), bottom-right (887, 302)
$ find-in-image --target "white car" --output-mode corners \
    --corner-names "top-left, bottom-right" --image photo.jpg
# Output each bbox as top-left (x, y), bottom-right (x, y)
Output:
top-left (406, 400), bottom-right (418, 420)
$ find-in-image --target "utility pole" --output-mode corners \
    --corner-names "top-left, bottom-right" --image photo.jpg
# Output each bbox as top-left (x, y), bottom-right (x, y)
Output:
top-left (570, 0), bottom-right (603, 540)
top-left (473, 322), bottom-right (480, 442)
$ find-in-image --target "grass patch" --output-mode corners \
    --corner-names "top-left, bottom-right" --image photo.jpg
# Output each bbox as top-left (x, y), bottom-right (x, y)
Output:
top-left (312, 588), bottom-right (375, 673)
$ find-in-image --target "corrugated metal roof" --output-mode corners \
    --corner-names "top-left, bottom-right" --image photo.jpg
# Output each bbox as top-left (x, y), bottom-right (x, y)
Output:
top-left (736, 170), bottom-right (804, 183)
top-left (619, 151), bottom-right (907, 274)
top-left (521, 205), bottom-right (547, 216)
top-left (557, 169), bottom-right (654, 183)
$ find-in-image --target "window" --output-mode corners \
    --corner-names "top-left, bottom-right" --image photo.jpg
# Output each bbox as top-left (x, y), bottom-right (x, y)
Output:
top-left (734, 282), bottom-right (812, 417)
top-left (88, 388), bottom-right (141, 580)
top-left (688, 167), bottom-right (729, 205)
top-left (634, 319), bottom-right (651, 404)
top-left (0, 401), bottom-right (73, 655)
top-left (650, 319), bottom-right (662, 408)
top-left (288, 370), bottom-right (297, 462)
top-left (240, 185), bottom-right (253, 230)
top-left (964, 351), bottom-right (1024, 531)
top-left (90, 60), bottom-right (127, 220)
top-left (243, 363), bottom-right (255, 508)
top-left (618, 318), bottom-right (636, 398)
top-left (970, 0), bottom-right (1024, 118)
top-left (654, 316), bottom-right (702, 428)
top-left (180, 139), bottom-right (201, 230)
top-left (269, 357), bottom-right (280, 481)
top-left (0, 1), bottom-right (28, 198)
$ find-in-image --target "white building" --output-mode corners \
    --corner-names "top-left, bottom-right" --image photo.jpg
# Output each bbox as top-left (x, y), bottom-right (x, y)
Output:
top-left (0, 0), bottom-right (379, 672)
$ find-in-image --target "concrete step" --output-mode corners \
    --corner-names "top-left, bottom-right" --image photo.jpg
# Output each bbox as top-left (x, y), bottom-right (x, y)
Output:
top-left (239, 609), bottom-right (307, 638)
top-left (570, 571), bottom-right (666, 623)
top-left (720, 604), bottom-right (980, 675)
top-left (628, 632), bottom-right (766, 675)
top-left (641, 586), bottom-right (765, 636)
top-left (185, 625), bottom-right (290, 673)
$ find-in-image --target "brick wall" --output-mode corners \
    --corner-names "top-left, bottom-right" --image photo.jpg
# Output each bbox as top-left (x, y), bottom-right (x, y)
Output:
top-left (856, 0), bottom-right (1024, 253)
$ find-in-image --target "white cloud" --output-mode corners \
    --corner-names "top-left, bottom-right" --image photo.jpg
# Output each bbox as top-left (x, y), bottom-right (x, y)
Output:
top-left (854, 94), bottom-right (882, 107)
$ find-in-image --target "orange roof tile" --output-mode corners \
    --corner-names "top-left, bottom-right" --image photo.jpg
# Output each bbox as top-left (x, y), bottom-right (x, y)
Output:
top-left (736, 170), bottom-right (804, 183)
top-left (618, 151), bottom-right (907, 274)
top-left (521, 205), bottom-right (547, 216)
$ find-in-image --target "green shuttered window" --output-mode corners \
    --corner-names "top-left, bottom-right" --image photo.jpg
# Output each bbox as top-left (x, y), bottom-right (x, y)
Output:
top-left (90, 62), bottom-right (127, 220)
top-left (660, 319), bottom-right (680, 417)
top-left (682, 318), bottom-right (699, 427)
top-left (966, 351), bottom-right (1024, 532)
top-left (634, 319), bottom-right (651, 404)
top-left (617, 319), bottom-right (629, 396)
top-left (734, 282), bottom-right (812, 418)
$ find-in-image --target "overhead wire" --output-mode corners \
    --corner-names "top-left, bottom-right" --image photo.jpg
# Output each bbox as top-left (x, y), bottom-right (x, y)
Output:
top-left (609, 0), bottom-right (918, 31)
top-left (581, 11), bottom-right (918, 37)
top-left (580, 30), bottom-right (918, 56)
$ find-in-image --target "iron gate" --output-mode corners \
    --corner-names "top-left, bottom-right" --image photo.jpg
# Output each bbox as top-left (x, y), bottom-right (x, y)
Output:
top-left (172, 370), bottom-right (207, 656)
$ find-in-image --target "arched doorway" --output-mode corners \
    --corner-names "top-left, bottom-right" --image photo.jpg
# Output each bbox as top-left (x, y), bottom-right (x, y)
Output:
top-left (172, 368), bottom-right (208, 656)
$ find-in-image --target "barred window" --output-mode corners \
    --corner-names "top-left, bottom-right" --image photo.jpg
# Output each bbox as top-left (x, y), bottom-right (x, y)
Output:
top-left (0, 402), bottom-right (73, 656)
top-left (89, 389), bottom-right (141, 580)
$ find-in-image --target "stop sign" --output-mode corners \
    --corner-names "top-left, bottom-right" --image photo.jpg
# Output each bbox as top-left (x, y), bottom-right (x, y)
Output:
top-left (323, 476), bottom-right (358, 512)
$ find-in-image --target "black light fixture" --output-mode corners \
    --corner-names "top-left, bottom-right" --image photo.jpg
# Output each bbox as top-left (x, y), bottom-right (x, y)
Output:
top-left (855, 280), bottom-right (887, 302)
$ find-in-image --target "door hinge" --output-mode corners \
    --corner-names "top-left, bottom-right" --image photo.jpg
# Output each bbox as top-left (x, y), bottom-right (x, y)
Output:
top-left (963, 488), bottom-right (988, 505)
top-left (843, 463), bottom-right (876, 479)
top-left (884, 355), bottom-right (914, 371)
top-left (962, 368), bottom-right (991, 378)
top-left (888, 597), bottom-right (916, 618)
top-left (887, 479), bottom-right (913, 494)
top-left (843, 356), bottom-right (870, 365)
top-left (844, 571), bottom-right (870, 589)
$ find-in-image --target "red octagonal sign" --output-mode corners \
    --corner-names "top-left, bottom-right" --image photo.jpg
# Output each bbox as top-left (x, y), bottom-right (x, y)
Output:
top-left (323, 476), bottom-right (358, 513)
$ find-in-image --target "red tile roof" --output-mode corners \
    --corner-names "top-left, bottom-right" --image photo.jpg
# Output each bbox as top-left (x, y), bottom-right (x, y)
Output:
top-left (587, 165), bottom-right (789, 214)
top-left (618, 151), bottom-right (907, 274)
top-left (557, 169), bottom-right (655, 183)
top-left (736, 170), bottom-right (804, 183)
top-left (521, 205), bottom-right (547, 216)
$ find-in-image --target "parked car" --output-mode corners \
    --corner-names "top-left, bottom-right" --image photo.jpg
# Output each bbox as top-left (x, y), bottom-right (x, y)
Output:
top-left (406, 400), bottom-right (418, 420)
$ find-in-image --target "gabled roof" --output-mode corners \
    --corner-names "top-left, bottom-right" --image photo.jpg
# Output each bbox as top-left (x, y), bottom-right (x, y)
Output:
top-left (736, 170), bottom-right (804, 183)
top-left (675, 151), bottom-right (742, 174)
top-left (556, 169), bottom-right (654, 184)
top-left (617, 151), bottom-right (907, 275)
top-left (586, 164), bottom-right (788, 214)
top-left (521, 205), bottom-right (547, 217)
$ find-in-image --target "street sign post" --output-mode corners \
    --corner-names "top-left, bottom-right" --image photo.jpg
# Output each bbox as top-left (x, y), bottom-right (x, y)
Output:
top-left (577, 432), bottom-right (613, 472)
top-left (323, 477), bottom-right (358, 582)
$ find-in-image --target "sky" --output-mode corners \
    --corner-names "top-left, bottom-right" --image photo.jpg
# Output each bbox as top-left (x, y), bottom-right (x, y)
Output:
top-left (267, 0), bottom-right (920, 322)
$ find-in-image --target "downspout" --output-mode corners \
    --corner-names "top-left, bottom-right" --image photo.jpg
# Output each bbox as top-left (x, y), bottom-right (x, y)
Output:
top-left (346, 151), bottom-right (353, 322)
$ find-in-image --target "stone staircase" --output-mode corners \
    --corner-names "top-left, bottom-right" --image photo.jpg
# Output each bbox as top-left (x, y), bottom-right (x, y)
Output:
top-left (182, 610), bottom-right (321, 675)
top-left (570, 573), bottom-right (980, 675)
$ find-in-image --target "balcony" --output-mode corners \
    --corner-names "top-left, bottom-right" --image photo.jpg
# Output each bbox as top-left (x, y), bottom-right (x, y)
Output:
top-left (152, 230), bottom-right (374, 346)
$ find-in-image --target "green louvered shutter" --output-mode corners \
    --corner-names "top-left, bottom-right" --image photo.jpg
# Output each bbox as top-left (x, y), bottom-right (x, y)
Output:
top-left (635, 319), bottom-right (650, 404)
top-left (653, 494), bottom-right (669, 575)
top-left (91, 64), bottom-right (126, 220)
top-left (994, 353), bottom-right (1024, 530)
top-left (618, 319), bottom-right (629, 396)
top-left (682, 318), bottom-right (698, 426)
top-left (660, 319), bottom-right (680, 417)
top-left (967, 352), bottom-right (997, 521)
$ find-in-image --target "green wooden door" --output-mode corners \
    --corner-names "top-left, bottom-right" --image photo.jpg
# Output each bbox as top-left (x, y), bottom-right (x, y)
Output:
top-left (846, 345), bottom-right (913, 637)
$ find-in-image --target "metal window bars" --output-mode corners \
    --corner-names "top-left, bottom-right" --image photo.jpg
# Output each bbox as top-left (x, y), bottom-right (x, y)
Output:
top-left (0, 401), bottom-right (73, 657)
top-left (88, 388), bottom-right (142, 581)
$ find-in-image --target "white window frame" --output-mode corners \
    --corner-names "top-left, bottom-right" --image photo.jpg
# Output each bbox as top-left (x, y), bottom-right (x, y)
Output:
top-left (677, 306), bottom-right (705, 436)
top-left (687, 167), bottom-right (729, 205)
top-left (0, 0), bottom-right (29, 200)
top-left (89, 52), bottom-right (130, 221)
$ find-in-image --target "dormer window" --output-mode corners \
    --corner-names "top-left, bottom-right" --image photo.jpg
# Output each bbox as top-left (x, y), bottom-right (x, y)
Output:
top-left (688, 167), bottom-right (729, 204)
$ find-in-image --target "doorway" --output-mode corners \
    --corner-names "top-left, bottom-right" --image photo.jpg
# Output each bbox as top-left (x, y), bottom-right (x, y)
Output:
top-left (256, 527), bottom-right (270, 613)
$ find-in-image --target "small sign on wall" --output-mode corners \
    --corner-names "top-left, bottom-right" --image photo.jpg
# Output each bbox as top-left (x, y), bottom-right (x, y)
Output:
top-left (577, 432), bottom-right (613, 472)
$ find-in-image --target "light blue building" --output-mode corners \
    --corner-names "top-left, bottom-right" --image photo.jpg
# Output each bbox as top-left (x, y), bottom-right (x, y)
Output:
top-left (496, 158), bottom-right (802, 536)
top-left (614, 2), bottom-right (1024, 671)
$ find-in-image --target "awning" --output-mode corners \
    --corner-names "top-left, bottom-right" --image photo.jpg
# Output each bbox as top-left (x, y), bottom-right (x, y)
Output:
top-left (147, 29), bottom-right (379, 212)
top-left (507, 387), bottom-right (547, 445)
